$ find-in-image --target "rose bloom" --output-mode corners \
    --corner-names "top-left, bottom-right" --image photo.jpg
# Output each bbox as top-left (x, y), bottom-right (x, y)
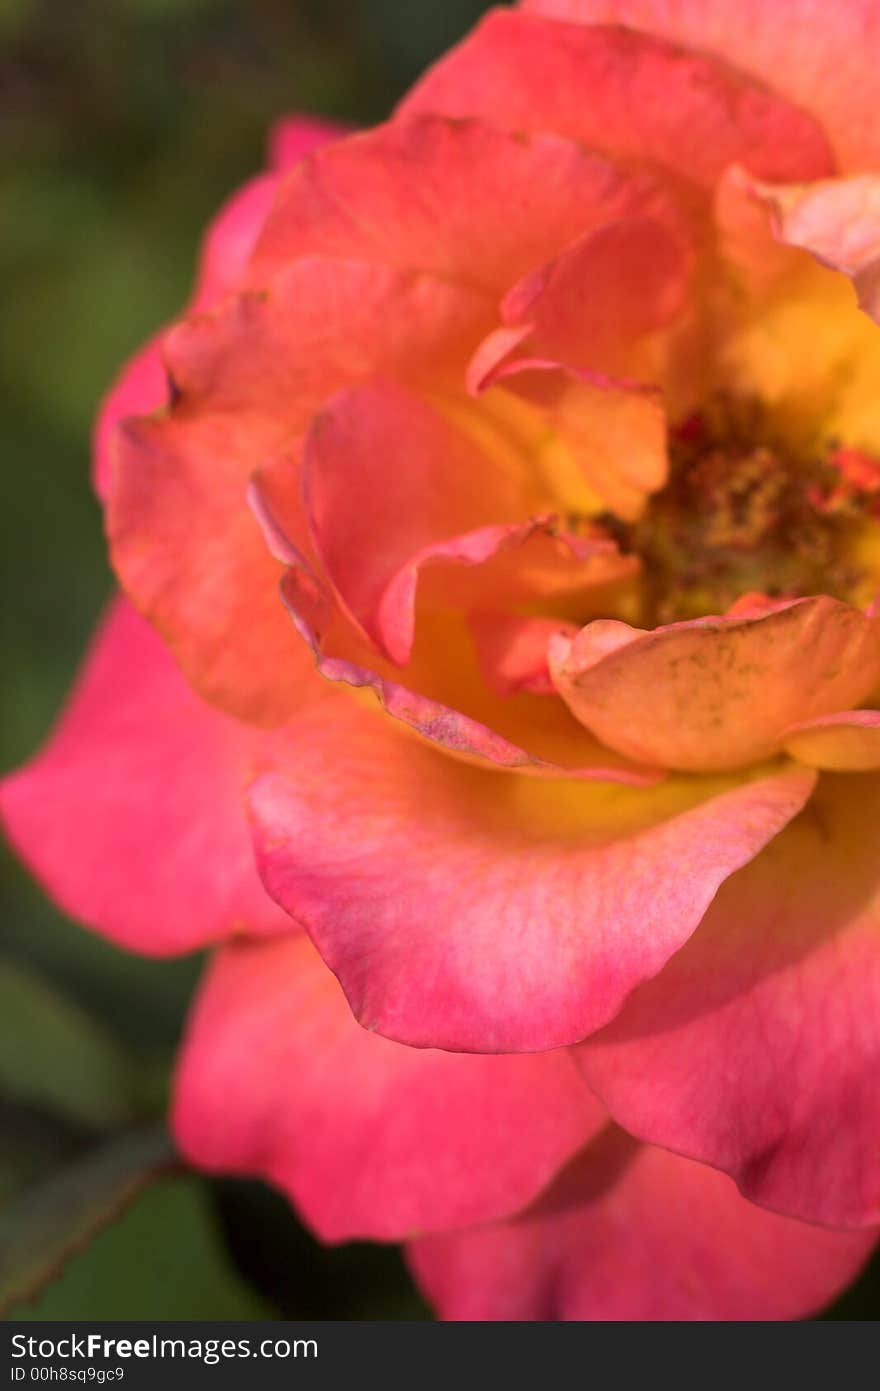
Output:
top-left (4, 1), bottom-right (880, 1321)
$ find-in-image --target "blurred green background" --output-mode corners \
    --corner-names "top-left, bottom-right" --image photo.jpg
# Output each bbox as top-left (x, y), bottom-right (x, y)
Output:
top-left (0, 0), bottom-right (877, 1320)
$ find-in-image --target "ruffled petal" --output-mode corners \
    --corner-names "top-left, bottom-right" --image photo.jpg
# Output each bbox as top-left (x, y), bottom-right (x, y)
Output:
top-left (107, 259), bottom-right (487, 724)
top-left (92, 339), bottom-right (168, 504)
top-left (248, 691), bottom-right (815, 1051)
top-left (94, 176), bottom-right (278, 503)
top-left (278, 564), bottom-right (658, 783)
top-left (108, 410), bottom-right (318, 726)
top-left (303, 380), bottom-right (536, 664)
top-left (173, 935), bottom-right (604, 1241)
top-left (251, 112), bottom-right (675, 295)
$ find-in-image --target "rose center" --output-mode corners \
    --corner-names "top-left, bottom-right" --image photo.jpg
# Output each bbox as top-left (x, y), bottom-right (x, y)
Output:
top-left (600, 396), bottom-right (880, 626)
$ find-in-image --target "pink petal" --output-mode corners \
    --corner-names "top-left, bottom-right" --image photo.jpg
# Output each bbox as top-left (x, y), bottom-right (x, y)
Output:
top-left (520, 0), bottom-right (879, 170)
top-left (783, 710), bottom-right (880, 771)
top-left (192, 174), bottom-right (279, 310)
top-left (550, 597), bottom-right (880, 772)
top-left (248, 692), bottom-right (815, 1051)
top-left (401, 9), bottom-right (832, 186)
top-left (0, 599), bottom-right (291, 955)
top-left (303, 380), bottom-right (533, 664)
top-left (173, 935), bottom-right (604, 1241)
top-left (302, 378), bottom-right (627, 667)
top-left (410, 1128), bottom-right (877, 1321)
top-left (472, 614), bottom-right (580, 696)
top-left (268, 114), bottom-right (350, 171)
top-left (577, 771), bottom-right (880, 1228)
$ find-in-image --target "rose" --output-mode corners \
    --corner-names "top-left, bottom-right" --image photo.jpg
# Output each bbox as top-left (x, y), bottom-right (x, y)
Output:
top-left (4, 1), bottom-right (880, 1318)
top-left (5, 596), bottom-right (874, 1318)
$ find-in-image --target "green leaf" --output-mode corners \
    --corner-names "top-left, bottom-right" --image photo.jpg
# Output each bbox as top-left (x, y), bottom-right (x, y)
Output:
top-left (0, 1126), bottom-right (175, 1314)
top-left (0, 956), bottom-right (134, 1129)
top-left (8, 1174), bottom-right (273, 1320)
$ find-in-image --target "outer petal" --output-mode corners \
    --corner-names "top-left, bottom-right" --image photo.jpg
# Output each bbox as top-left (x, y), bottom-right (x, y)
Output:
top-left (107, 259), bottom-right (488, 724)
top-left (520, 0), bottom-right (880, 170)
top-left (173, 935), bottom-right (605, 1241)
top-left (410, 1129), bottom-right (877, 1321)
top-left (93, 340), bottom-right (168, 503)
top-left (248, 693), bottom-right (815, 1051)
top-left (108, 410), bottom-right (317, 727)
top-left (0, 599), bottom-right (291, 955)
top-left (577, 772), bottom-right (880, 1228)
top-left (549, 598), bottom-right (880, 772)
top-left (251, 113), bottom-right (675, 295)
top-left (268, 114), bottom-right (350, 171)
top-left (402, 10), bottom-right (832, 186)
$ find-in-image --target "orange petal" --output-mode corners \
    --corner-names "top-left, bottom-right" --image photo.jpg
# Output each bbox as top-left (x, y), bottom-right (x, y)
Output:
top-left (782, 709), bottom-right (880, 771)
top-left (549, 598), bottom-right (880, 772)
top-left (107, 259), bottom-right (488, 724)
top-left (475, 359), bottom-right (668, 521)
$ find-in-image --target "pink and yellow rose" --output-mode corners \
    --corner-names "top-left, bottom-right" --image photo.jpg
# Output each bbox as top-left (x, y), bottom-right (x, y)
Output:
top-left (4, 1), bottom-right (880, 1319)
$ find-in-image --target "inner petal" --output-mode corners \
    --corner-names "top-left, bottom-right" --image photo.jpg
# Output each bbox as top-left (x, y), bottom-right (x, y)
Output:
top-left (568, 207), bottom-right (880, 632)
